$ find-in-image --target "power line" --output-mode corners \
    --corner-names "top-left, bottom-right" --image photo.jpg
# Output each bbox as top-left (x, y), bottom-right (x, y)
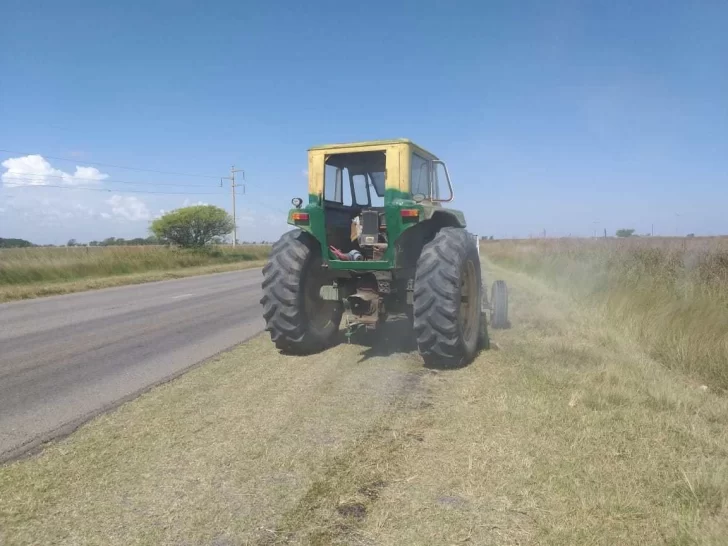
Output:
top-left (3, 180), bottom-right (287, 209)
top-left (2, 172), bottom-right (217, 188)
top-left (1, 182), bottom-right (227, 196)
top-left (3, 176), bottom-right (290, 212)
top-left (0, 148), bottom-right (221, 179)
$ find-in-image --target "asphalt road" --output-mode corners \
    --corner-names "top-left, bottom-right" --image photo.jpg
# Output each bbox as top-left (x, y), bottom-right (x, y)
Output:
top-left (0, 268), bottom-right (265, 462)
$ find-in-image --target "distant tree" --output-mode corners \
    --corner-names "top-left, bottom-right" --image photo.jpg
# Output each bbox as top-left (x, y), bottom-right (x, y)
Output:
top-left (89, 241), bottom-right (99, 246)
top-left (615, 229), bottom-right (635, 238)
top-left (686, 233), bottom-right (695, 238)
top-left (0, 237), bottom-right (34, 248)
top-left (150, 205), bottom-right (234, 248)
top-left (67, 238), bottom-right (78, 247)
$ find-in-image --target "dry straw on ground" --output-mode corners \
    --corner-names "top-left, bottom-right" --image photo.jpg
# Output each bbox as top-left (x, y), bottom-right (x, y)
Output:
top-left (486, 236), bottom-right (728, 391)
top-left (1, 254), bottom-right (726, 545)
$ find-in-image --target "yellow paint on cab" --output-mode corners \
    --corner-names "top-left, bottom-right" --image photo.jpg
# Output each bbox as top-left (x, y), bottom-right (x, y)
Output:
top-left (306, 139), bottom-right (438, 199)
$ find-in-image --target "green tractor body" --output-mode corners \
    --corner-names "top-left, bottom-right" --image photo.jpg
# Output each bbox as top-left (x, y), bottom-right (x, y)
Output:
top-left (261, 139), bottom-right (508, 367)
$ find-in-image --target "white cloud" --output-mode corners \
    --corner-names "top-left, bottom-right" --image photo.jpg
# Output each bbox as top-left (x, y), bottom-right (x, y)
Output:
top-left (1, 155), bottom-right (64, 186)
top-left (1, 155), bottom-right (109, 186)
top-left (73, 203), bottom-right (96, 217)
top-left (181, 198), bottom-right (208, 207)
top-left (106, 195), bottom-right (150, 221)
top-left (0, 155), bottom-right (292, 244)
top-left (69, 166), bottom-right (108, 184)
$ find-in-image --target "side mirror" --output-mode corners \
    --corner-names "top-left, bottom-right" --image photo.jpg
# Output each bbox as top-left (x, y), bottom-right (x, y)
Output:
top-left (291, 197), bottom-right (303, 208)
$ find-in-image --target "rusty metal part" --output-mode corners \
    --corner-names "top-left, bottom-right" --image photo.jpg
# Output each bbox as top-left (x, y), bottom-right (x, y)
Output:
top-left (346, 289), bottom-right (380, 325)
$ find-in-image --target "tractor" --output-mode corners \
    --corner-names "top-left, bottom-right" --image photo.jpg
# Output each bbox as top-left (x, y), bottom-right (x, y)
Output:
top-left (260, 139), bottom-right (509, 367)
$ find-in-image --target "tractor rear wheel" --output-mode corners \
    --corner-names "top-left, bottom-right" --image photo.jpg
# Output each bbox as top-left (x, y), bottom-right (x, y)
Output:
top-left (413, 227), bottom-right (483, 367)
top-left (261, 229), bottom-right (343, 354)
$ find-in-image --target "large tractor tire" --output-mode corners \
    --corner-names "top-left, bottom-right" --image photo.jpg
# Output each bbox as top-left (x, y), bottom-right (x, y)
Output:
top-left (413, 227), bottom-right (483, 367)
top-left (261, 230), bottom-right (343, 354)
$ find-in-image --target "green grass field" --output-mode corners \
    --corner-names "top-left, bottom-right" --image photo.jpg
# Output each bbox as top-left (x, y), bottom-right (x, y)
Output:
top-left (1, 246), bottom-right (726, 545)
top-left (0, 245), bottom-right (271, 301)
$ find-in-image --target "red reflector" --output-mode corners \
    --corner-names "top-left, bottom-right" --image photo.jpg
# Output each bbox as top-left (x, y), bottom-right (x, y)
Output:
top-left (400, 209), bottom-right (419, 218)
top-left (292, 212), bottom-right (309, 222)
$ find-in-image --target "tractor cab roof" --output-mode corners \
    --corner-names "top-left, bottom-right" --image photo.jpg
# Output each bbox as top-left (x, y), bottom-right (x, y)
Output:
top-left (308, 139), bottom-right (438, 160)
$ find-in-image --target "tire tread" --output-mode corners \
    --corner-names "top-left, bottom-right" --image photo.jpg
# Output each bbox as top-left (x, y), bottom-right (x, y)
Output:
top-left (413, 227), bottom-right (482, 367)
top-left (260, 229), bottom-right (341, 354)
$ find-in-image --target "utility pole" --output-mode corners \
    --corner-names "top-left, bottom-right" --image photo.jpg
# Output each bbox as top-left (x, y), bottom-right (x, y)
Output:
top-left (221, 165), bottom-right (245, 246)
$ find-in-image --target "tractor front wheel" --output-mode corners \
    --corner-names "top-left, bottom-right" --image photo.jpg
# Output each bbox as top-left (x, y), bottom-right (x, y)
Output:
top-left (413, 227), bottom-right (483, 367)
top-left (261, 230), bottom-right (342, 354)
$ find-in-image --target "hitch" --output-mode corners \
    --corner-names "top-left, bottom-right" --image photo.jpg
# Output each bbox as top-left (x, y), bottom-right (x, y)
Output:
top-left (343, 288), bottom-right (383, 340)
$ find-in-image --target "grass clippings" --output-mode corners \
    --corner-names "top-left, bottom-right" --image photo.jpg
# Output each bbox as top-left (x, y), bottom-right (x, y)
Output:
top-left (1, 257), bottom-right (727, 545)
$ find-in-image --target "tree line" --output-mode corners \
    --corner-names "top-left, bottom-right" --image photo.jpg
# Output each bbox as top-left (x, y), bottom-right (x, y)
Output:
top-left (68, 237), bottom-right (161, 247)
top-left (1, 205), bottom-right (237, 248)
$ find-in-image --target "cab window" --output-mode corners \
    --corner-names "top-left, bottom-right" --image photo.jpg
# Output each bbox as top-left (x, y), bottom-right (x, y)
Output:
top-left (411, 153), bottom-right (430, 197)
top-left (324, 151), bottom-right (386, 207)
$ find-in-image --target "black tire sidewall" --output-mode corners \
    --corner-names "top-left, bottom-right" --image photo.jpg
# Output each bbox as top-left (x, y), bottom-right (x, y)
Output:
top-left (413, 227), bottom-right (483, 366)
top-left (298, 245), bottom-right (342, 343)
top-left (461, 243), bottom-right (483, 358)
top-left (261, 229), bottom-right (342, 353)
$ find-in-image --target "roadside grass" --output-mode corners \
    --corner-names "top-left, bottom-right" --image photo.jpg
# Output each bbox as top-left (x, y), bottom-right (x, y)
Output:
top-left (0, 245), bottom-right (270, 302)
top-left (0, 332), bottom-right (428, 546)
top-left (361, 265), bottom-right (728, 545)
top-left (1, 258), bottom-right (727, 545)
top-left (484, 237), bottom-right (728, 391)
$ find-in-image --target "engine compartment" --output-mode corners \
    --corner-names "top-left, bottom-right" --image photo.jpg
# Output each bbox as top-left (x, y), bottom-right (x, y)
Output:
top-left (325, 206), bottom-right (389, 261)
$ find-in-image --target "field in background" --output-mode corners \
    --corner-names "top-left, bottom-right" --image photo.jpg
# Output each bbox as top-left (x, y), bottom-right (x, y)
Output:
top-left (0, 245), bottom-right (271, 302)
top-left (483, 236), bottom-right (728, 391)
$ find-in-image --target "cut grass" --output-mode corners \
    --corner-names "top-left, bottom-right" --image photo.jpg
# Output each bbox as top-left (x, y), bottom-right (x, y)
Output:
top-left (0, 245), bottom-right (270, 302)
top-left (485, 237), bottom-right (728, 391)
top-left (1, 258), bottom-right (727, 545)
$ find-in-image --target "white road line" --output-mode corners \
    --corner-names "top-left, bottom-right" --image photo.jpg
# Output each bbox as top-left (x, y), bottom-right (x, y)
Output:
top-left (170, 293), bottom-right (195, 299)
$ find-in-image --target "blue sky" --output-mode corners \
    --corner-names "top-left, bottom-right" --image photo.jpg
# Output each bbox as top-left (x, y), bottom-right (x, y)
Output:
top-left (1, 0), bottom-right (726, 244)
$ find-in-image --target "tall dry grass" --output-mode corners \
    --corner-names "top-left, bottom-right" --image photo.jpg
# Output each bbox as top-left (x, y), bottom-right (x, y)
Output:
top-left (0, 245), bottom-right (270, 286)
top-left (484, 237), bottom-right (728, 390)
